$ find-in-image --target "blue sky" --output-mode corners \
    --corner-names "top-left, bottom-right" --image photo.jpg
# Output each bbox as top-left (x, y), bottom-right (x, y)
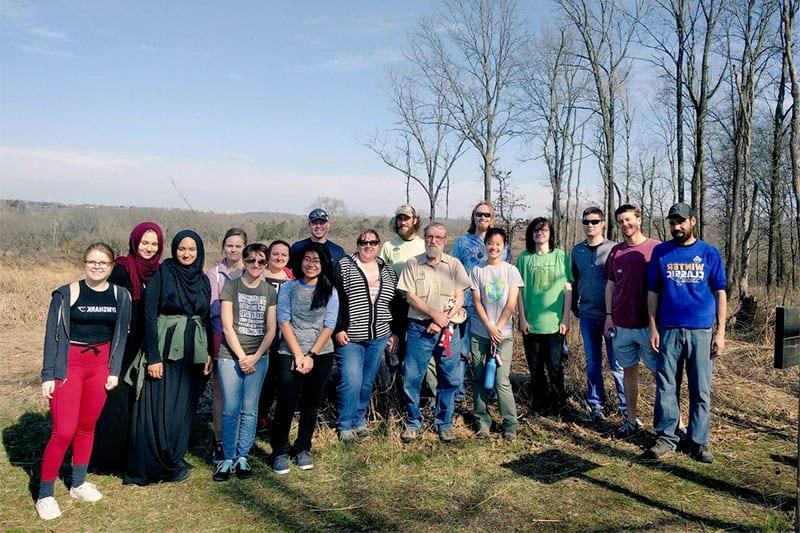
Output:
top-left (0, 0), bottom-right (580, 217)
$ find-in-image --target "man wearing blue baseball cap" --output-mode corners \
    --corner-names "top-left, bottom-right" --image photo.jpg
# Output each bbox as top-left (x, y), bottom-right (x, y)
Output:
top-left (645, 202), bottom-right (727, 463)
top-left (289, 208), bottom-right (346, 272)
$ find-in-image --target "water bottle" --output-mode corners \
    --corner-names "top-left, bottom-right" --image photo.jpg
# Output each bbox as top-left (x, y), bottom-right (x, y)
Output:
top-left (483, 355), bottom-right (497, 390)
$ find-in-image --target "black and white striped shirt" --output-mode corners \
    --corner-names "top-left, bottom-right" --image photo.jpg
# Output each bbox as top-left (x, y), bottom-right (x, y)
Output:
top-left (335, 254), bottom-right (397, 341)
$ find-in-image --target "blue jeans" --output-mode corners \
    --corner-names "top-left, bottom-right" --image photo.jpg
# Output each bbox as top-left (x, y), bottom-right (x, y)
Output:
top-left (454, 307), bottom-right (473, 400)
top-left (580, 317), bottom-right (626, 414)
top-left (654, 328), bottom-right (713, 447)
top-left (216, 356), bottom-right (269, 460)
top-left (335, 334), bottom-right (390, 430)
top-left (403, 320), bottom-right (462, 432)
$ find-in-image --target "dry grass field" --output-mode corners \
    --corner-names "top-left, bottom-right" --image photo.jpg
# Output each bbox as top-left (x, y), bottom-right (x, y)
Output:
top-left (0, 258), bottom-right (797, 531)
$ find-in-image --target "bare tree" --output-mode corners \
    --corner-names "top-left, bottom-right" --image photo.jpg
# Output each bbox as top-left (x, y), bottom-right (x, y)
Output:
top-left (409, 0), bottom-right (526, 203)
top-left (493, 170), bottom-right (530, 256)
top-left (520, 25), bottom-right (586, 245)
top-left (555, 0), bottom-right (643, 240)
top-left (366, 70), bottom-right (467, 221)
top-left (723, 0), bottom-right (779, 299)
top-left (639, 0), bottom-right (689, 202)
top-left (685, 0), bottom-right (727, 237)
top-left (784, 0), bottom-right (800, 281)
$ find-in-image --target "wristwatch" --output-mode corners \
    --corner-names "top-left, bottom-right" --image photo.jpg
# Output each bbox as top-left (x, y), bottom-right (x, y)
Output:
top-left (307, 350), bottom-right (319, 358)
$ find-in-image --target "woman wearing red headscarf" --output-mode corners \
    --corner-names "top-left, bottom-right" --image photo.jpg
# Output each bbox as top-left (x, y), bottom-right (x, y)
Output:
top-left (90, 222), bottom-right (163, 473)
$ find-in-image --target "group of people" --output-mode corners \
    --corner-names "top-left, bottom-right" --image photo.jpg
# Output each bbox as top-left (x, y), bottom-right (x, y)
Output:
top-left (35, 200), bottom-right (727, 521)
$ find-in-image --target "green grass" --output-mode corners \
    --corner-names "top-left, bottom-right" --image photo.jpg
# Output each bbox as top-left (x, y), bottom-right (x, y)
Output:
top-left (0, 327), bottom-right (796, 531)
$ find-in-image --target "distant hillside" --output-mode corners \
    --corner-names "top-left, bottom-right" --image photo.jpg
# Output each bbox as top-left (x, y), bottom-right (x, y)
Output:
top-left (0, 198), bottom-right (469, 260)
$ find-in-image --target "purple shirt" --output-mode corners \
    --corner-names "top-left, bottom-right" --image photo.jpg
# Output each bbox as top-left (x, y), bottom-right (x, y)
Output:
top-left (603, 238), bottom-right (659, 329)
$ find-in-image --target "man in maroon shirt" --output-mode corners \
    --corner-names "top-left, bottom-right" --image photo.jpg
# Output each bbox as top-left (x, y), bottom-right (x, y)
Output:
top-left (604, 205), bottom-right (663, 439)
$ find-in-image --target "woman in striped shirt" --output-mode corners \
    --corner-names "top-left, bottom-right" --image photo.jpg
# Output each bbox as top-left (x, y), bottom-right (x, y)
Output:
top-left (333, 229), bottom-right (398, 443)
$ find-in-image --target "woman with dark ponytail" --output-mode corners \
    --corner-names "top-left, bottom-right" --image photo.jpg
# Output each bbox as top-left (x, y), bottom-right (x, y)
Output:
top-left (270, 242), bottom-right (338, 475)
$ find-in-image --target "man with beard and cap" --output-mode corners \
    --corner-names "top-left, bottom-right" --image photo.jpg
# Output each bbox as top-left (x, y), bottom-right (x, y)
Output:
top-left (645, 202), bottom-right (727, 463)
top-left (397, 222), bottom-right (471, 443)
top-left (379, 205), bottom-right (428, 372)
top-left (290, 208), bottom-right (346, 272)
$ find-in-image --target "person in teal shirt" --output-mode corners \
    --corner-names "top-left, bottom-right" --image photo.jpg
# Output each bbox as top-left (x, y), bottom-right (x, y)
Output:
top-left (516, 217), bottom-right (573, 415)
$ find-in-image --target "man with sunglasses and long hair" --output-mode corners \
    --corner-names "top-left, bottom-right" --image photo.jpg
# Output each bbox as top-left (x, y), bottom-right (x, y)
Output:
top-left (571, 207), bottom-right (626, 423)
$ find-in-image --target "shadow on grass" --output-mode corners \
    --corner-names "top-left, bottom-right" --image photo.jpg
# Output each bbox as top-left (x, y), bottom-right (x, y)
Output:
top-left (566, 432), bottom-right (794, 513)
top-left (212, 450), bottom-right (402, 531)
top-left (503, 449), bottom-right (745, 530)
top-left (2, 411), bottom-right (58, 500)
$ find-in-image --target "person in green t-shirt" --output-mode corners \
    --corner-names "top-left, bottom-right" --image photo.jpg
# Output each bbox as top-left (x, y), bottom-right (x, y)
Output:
top-left (516, 217), bottom-right (573, 415)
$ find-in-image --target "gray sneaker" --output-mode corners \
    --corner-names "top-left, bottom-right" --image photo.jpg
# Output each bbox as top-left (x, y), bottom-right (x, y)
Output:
top-left (295, 450), bottom-right (314, 471)
top-left (354, 426), bottom-right (372, 439)
top-left (590, 407), bottom-right (606, 423)
top-left (644, 437), bottom-right (676, 460)
top-left (475, 427), bottom-right (490, 439)
top-left (272, 454), bottom-right (290, 475)
top-left (502, 429), bottom-right (517, 442)
top-left (614, 418), bottom-right (643, 439)
top-left (439, 430), bottom-right (456, 443)
top-left (400, 428), bottom-right (417, 443)
top-left (339, 429), bottom-right (357, 444)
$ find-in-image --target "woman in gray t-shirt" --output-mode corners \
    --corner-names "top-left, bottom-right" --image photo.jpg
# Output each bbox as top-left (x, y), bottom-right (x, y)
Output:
top-left (271, 243), bottom-right (339, 475)
top-left (214, 243), bottom-right (277, 482)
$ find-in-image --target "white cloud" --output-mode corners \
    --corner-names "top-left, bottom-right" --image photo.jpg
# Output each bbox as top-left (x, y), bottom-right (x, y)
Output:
top-left (19, 43), bottom-right (75, 58)
top-left (226, 72), bottom-right (243, 81)
top-left (29, 27), bottom-right (67, 40)
top-left (291, 49), bottom-right (402, 73)
top-left (0, 144), bottom-right (547, 218)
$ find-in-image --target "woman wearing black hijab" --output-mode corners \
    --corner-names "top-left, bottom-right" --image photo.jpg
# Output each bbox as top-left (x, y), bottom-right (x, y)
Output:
top-left (123, 230), bottom-right (213, 485)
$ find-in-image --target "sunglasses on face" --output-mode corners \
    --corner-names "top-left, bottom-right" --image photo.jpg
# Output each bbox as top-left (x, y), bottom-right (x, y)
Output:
top-left (357, 239), bottom-right (380, 247)
top-left (244, 258), bottom-right (268, 266)
top-left (474, 212), bottom-right (491, 218)
top-left (582, 219), bottom-right (603, 226)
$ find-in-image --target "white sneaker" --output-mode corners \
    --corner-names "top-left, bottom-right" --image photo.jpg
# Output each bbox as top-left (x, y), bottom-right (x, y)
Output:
top-left (69, 482), bottom-right (103, 502)
top-left (35, 496), bottom-right (61, 520)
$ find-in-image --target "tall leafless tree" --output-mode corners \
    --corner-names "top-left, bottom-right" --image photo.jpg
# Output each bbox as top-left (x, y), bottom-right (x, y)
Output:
top-left (723, 0), bottom-right (778, 299)
top-left (520, 26), bottom-right (586, 245)
top-left (555, 0), bottom-right (643, 240)
top-left (409, 0), bottom-right (526, 204)
top-left (784, 0), bottom-right (800, 282)
top-left (366, 70), bottom-right (467, 221)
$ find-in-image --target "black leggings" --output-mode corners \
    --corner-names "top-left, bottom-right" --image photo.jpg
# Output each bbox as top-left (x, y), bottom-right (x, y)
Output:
top-left (523, 332), bottom-right (565, 413)
top-left (270, 352), bottom-right (334, 456)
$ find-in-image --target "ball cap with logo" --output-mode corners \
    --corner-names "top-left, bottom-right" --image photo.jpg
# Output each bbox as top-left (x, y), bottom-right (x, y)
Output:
top-left (395, 204), bottom-right (416, 217)
top-left (308, 208), bottom-right (330, 222)
top-left (667, 202), bottom-right (694, 220)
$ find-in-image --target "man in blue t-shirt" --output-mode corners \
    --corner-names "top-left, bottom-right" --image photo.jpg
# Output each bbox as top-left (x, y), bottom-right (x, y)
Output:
top-left (644, 202), bottom-right (727, 463)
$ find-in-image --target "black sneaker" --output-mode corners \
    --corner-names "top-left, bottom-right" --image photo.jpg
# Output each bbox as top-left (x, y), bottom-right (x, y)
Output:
top-left (213, 459), bottom-right (233, 482)
top-left (688, 442), bottom-right (714, 464)
top-left (644, 438), bottom-right (675, 460)
top-left (235, 457), bottom-right (252, 479)
top-left (614, 418), bottom-right (643, 439)
top-left (212, 440), bottom-right (224, 466)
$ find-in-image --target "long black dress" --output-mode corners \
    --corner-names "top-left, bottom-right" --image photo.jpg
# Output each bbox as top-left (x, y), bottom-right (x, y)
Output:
top-left (89, 264), bottom-right (144, 473)
top-left (123, 232), bottom-right (211, 486)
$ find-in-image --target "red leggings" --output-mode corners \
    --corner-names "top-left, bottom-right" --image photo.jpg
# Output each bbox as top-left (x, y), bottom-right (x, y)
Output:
top-left (40, 343), bottom-right (110, 482)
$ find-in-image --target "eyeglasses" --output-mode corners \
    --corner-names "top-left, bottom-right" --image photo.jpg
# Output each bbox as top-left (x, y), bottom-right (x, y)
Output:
top-left (474, 212), bottom-right (491, 218)
top-left (425, 234), bottom-right (446, 242)
top-left (533, 228), bottom-right (549, 234)
top-left (582, 219), bottom-right (603, 226)
top-left (244, 258), bottom-right (268, 266)
top-left (357, 239), bottom-right (380, 247)
top-left (302, 257), bottom-right (321, 265)
top-left (85, 260), bottom-right (112, 268)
